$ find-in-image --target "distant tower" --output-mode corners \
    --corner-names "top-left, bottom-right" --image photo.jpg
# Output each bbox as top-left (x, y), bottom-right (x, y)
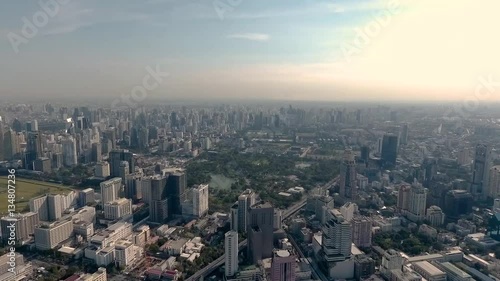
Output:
top-left (339, 149), bottom-right (358, 201)
top-left (62, 136), bottom-right (77, 166)
top-left (470, 144), bottom-right (492, 199)
top-left (100, 178), bottom-right (121, 206)
top-left (237, 189), bottom-right (256, 233)
top-left (225, 231), bottom-right (239, 277)
top-left (381, 134), bottom-right (398, 167)
top-left (322, 210), bottom-right (352, 264)
top-left (400, 123), bottom-right (409, 145)
top-left (247, 202), bottom-right (274, 264)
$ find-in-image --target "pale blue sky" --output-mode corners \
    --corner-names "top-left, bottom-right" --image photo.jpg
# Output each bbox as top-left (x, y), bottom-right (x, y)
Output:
top-left (1, 0), bottom-right (499, 102)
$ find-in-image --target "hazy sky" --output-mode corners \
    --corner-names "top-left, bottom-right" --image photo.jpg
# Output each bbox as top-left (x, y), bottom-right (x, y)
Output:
top-left (1, 0), bottom-right (499, 102)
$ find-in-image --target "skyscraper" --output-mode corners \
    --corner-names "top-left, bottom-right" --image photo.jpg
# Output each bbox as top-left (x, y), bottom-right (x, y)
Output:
top-left (400, 123), bottom-right (409, 145)
top-left (193, 184), bottom-right (209, 218)
top-left (25, 131), bottom-right (43, 169)
top-left (381, 134), bottom-right (398, 167)
top-left (396, 183), bottom-right (411, 212)
top-left (322, 210), bottom-right (352, 264)
top-left (91, 142), bottom-right (102, 162)
top-left (247, 202), bottom-right (274, 264)
top-left (470, 144), bottom-right (492, 199)
top-left (109, 149), bottom-right (134, 177)
top-left (238, 189), bottom-right (256, 233)
top-left (407, 182), bottom-right (427, 222)
top-left (62, 136), bottom-right (77, 166)
top-left (3, 129), bottom-right (19, 160)
top-left (166, 172), bottom-right (187, 216)
top-left (224, 230), bottom-right (239, 277)
top-left (149, 176), bottom-right (169, 223)
top-left (339, 148), bottom-right (358, 201)
top-left (100, 177), bottom-right (121, 206)
top-left (489, 166), bottom-right (500, 198)
top-left (230, 203), bottom-right (239, 232)
top-left (351, 216), bottom-right (372, 248)
top-left (270, 250), bottom-right (296, 281)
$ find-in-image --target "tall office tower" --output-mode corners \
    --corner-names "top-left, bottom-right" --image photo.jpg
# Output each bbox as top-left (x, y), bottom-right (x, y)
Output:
top-left (399, 123), bottom-right (409, 145)
top-left (457, 147), bottom-right (470, 165)
top-left (407, 182), bottom-right (427, 222)
top-left (3, 129), bottom-right (19, 160)
top-left (95, 161), bottom-right (111, 178)
top-left (238, 189), bottom-right (256, 233)
top-left (193, 184), bottom-right (209, 218)
top-left (149, 176), bottom-right (169, 223)
top-left (339, 149), bottom-right (358, 201)
top-left (30, 195), bottom-right (49, 221)
top-left (47, 194), bottom-right (63, 221)
top-left (396, 183), bottom-right (411, 212)
top-left (109, 149), bottom-right (134, 177)
top-left (230, 203), bottom-right (239, 232)
top-left (247, 202), bottom-right (274, 264)
top-left (91, 142), bottom-right (102, 162)
top-left (321, 210), bottom-right (352, 264)
top-left (270, 250), bottom-right (296, 281)
top-left (224, 230), bottom-right (239, 277)
top-left (166, 172), bottom-right (187, 216)
top-left (79, 188), bottom-right (95, 207)
top-left (360, 146), bottom-right (370, 162)
top-left (100, 178), bottom-right (121, 206)
top-left (489, 166), bottom-right (500, 198)
top-left (444, 190), bottom-right (473, 219)
top-left (1, 212), bottom-right (39, 244)
top-left (25, 131), bottom-right (43, 169)
top-left (119, 161), bottom-right (130, 181)
top-left (351, 216), bottom-right (372, 248)
top-left (105, 128), bottom-right (116, 150)
top-left (470, 144), bottom-right (492, 199)
top-left (62, 136), bottom-right (77, 166)
top-left (381, 134), bottom-right (399, 167)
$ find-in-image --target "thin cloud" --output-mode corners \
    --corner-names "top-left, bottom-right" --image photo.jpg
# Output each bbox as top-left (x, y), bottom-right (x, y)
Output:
top-left (227, 33), bottom-right (270, 41)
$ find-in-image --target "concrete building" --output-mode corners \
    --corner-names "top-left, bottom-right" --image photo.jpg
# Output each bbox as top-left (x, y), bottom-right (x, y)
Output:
top-left (114, 240), bottom-right (135, 268)
top-left (76, 267), bottom-right (107, 281)
top-left (95, 162), bottom-right (110, 178)
top-left (322, 209), bottom-right (352, 267)
top-left (380, 249), bottom-right (404, 278)
top-left (340, 202), bottom-right (358, 222)
top-left (489, 165), bottom-right (500, 198)
top-left (34, 219), bottom-right (73, 250)
top-left (193, 184), bottom-right (209, 218)
top-left (230, 203), bottom-right (239, 232)
top-left (104, 198), bottom-right (132, 220)
top-left (238, 189), bottom-right (256, 233)
top-left (352, 216), bottom-right (372, 248)
top-left (149, 175), bottom-right (168, 224)
top-left (34, 157), bottom-right (51, 173)
top-left (109, 149), bottom-right (134, 177)
top-left (62, 136), bottom-right (77, 166)
top-left (339, 148), bottom-right (358, 200)
top-left (248, 201), bottom-right (274, 264)
top-left (470, 144), bottom-right (492, 199)
top-left (0, 212), bottom-right (39, 245)
top-left (89, 221), bottom-right (133, 248)
top-left (426, 206), bottom-right (445, 227)
top-left (225, 230), bottom-right (239, 277)
top-left (0, 253), bottom-right (32, 281)
top-left (270, 249), bottom-right (296, 281)
top-left (100, 177), bottom-right (121, 206)
top-left (434, 262), bottom-right (474, 281)
top-left (412, 261), bottom-right (446, 281)
top-left (407, 182), bottom-right (427, 222)
top-left (79, 188), bottom-right (95, 207)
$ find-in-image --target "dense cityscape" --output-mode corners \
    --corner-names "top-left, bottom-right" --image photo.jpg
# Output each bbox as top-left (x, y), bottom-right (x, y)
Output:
top-left (0, 102), bottom-right (499, 281)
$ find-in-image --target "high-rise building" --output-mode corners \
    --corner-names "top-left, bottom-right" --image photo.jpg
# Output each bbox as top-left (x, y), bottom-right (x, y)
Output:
top-left (351, 216), bottom-right (372, 248)
top-left (400, 123), bottom-right (409, 145)
top-left (444, 190), bottom-right (473, 219)
top-left (1, 212), bottom-right (39, 245)
top-left (34, 219), bottom-right (74, 250)
top-left (119, 161), bottom-right (130, 181)
top-left (397, 183), bottom-right (412, 212)
top-left (340, 202), bottom-right (358, 222)
top-left (270, 250), bottom-right (296, 281)
top-left (79, 188), bottom-right (95, 207)
top-left (339, 149), bottom-right (358, 200)
top-left (457, 147), bottom-right (470, 165)
top-left (238, 189), bottom-right (256, 233)
top-left (166, 172), bottom-right (187, 216)
top-left (225, 230), bottom-right (239, 277)
top-left (230, 203), bottom-right (239, 232)
top-left (30, 195), bottom-right (49, 221)
top-left (381, 134), bottom-right (398, 167)
top-left (91, 142), bottom-right (102, 162)
top-left (47, 194), bottom-right (63, 221)
top-left (25, 131), bottom-right (43, 169)
top-left (380, 249), bottom-right (404, 278)
top-left (100, 178), bottom-right (121, 206)
top-left (95, 161), bottom-right (110, 178)
top-left (470, 144), bottom-right (492, 199)
top-left (3, 129), bottom-right (19, 160)
top-left (247, 202), bottom-right (274, 264)
top-left (489, 165), bottom-right (500, 198)
top-left (407, 182), bottom-right (427, 222)
top-left (426, 206), bottom-right (445, 227)
top-left (192, 184), bottom-right (209, 218)
top-left (149, 176), bottom-right (168, 223)
top-left (321, 209), bottom-right (352, 264)
top-left (109, 149), bottom-right (134, 177)
top-left (104, 198), bottom-right (132, 220)
top-left (62, 136), bottom-right (77, 166)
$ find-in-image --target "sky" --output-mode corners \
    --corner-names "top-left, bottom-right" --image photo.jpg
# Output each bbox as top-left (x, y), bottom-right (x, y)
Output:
top-left (0, 0), bottom-right (499, 103)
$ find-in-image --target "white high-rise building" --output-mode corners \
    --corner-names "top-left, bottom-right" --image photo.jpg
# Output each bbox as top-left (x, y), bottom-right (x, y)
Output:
top-left (322, 209), bottom-right (352, 263)
top-left (407, 182), bottom-right (427, 222)
top-left (100, 178), bottom-right (121, 206)
top-left (95, 162), bottom-right (111, 178)
top-left (62, 136), bottom-right (77, 166)
top-left (104, 198), bottom-right (132, 220)
top-left (339, 202), bottom-right (358, 222)
top-left (47, 194), bottom-right (63, 221)
top-left (34, 219), bottom-right (74, 250)
top-left (193, 184), bottom-right (209, 217)
top-left (225, 230), bottom-right (239, 277)
top-left (30, 195), bottom-right (49, 221)
top-left (237, 189), bottom-right (256, 233)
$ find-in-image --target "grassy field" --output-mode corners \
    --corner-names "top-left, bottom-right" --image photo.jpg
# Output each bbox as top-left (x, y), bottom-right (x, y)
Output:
top-left (209, 174), bottom-right (235, 191)
top-left (0, 177), bottom-right (73, 215)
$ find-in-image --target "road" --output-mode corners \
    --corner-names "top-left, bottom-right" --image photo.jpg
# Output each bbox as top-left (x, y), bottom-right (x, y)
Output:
top-left (185, 177), bottom-right (338, 281)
